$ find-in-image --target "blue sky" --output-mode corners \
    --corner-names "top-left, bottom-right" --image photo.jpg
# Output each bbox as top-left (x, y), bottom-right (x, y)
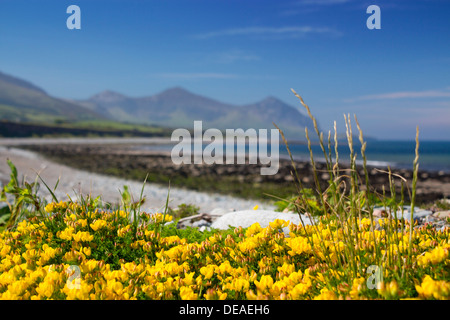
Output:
top-left (0, 0), bottom-right (449, 140)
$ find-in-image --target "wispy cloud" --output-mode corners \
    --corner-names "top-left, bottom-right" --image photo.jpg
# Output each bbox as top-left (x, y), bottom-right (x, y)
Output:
top-left (345, 88), bottom-right (450, 102)
top-left (192, 26), bottom-right (341, 40)
top-left (155, 73), bottom-right (239, 80)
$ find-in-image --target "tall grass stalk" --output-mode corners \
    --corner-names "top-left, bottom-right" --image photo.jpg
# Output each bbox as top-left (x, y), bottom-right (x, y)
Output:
top-left (409, 126), bottom-right (420, 261)
top-left (274, 123), bottom-right (336, 268)
top-left (282, 89), bottom-right (421, 286)
top-left (354, 115), bottom-right (380, 263)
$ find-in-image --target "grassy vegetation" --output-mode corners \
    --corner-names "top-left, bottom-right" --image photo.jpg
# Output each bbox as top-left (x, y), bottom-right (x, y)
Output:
top-left (53, 119), bottom-right (172, 133)
top-left (0, 104), bottom-right (64, 123)
top-left (0, 119), bottom-right (173, 138)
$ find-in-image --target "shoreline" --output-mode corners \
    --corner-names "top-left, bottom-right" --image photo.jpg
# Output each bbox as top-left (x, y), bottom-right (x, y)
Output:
top-left (2, 139), bottom-right (448, 205)
top-left (2, 137), bottom-right (449, 173)
top-left (0, 144), bottom-right (275, 213)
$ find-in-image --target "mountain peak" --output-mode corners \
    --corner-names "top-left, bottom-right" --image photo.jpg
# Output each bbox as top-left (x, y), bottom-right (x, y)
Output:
top-left (260, 96), bottom-right (283, 104)
top-left (252, 96), bottom-right (292, 108)
top-left (79, 86), bottom-right (315, 139)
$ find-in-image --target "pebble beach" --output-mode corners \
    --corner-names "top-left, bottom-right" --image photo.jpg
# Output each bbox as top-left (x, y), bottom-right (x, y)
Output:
top-left (0, 142), bottom-right (275, 214)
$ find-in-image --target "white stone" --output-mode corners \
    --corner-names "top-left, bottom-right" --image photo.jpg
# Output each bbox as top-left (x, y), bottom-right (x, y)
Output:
top-left (210, 210), bottom-right (312, 231)
top-left (373, 206), bottom-right (433, 221)
top-left (209, 208), bottom-right (231, 216)
top-left (392, 206), bottom-right (433, 221)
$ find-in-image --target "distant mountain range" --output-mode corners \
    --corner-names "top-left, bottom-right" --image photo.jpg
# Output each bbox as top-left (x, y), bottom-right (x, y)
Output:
top-left (0, 71), bottom-right (103, 123)
top-left (0, 70), bottom-right (317, 139)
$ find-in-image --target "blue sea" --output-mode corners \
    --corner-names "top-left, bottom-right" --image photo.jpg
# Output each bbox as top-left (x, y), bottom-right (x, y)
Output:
top-left (140, 140), bottom-right (450, 173)
top-left (282, 140), bottom-right (450, 173)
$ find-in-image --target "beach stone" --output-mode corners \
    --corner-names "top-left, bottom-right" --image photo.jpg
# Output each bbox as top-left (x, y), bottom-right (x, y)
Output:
top-left (192, 219), bottom-right (211, 228)
top-left (375, 206), bottom-right (433, 222)
top-left (209, 208), bottom-right (231, 216)
top-left (210, 210), bottom-right (312, 231)
top-left (432, 210), bottom-right (450, 219)
top-left (373, 208), bottom-right (388, 218)
top-left (199, 226), bottom-right (211, 232)
top-left (423, 215), bottom-right (437, 223)
top-left (401, 206), bottom-right (433, 221)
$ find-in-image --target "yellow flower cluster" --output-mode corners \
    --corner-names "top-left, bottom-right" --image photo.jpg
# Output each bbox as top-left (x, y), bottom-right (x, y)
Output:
top-left (57, 227), bottom-right (93, 243)
top-left (90, 219), bottom-right (108, 232)
top-left (150, 213), bottom-right (173, 224)
top-left (415, 275), bottom-right (450, 300)
top-left (0, 201), bottom-right (449, 300)
top-left (417, 245), bottom-right (449, 267)
top-left (45, 201), bottom-right (68, 214)
top-left (45, 201), bottom-right (80, 214)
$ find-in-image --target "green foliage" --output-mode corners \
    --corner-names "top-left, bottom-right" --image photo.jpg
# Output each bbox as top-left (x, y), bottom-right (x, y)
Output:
top-left (0, 159), bottom-right (43, 230)
top-left (274, 189), bottom-right (325, 216)
top-left (153, 220), bottom-right (228, 244)
top-left (274, 196), bottom-right (297, 212)
top-left (168, 203), bottom-right (200, 219)
top-left (434, 199), bottom-right (450, 211)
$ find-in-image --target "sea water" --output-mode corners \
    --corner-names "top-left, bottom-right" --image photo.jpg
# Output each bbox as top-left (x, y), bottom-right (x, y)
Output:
top-left (283, 140), bottom-right (450, 173)
top-left (138, 140), bottom-right (450, 173)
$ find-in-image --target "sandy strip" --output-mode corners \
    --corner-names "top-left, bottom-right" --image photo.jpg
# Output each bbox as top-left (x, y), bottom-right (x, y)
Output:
top-left (0, 143), bottom-right (275, 213)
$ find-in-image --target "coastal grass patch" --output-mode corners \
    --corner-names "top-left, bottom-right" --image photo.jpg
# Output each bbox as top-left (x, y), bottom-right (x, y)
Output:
top-left (0, 119), bottom-right (172, 138)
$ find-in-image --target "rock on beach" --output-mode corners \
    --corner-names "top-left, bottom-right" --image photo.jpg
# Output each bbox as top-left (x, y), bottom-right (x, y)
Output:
top-left (210, 210), bottom-right (312, 231)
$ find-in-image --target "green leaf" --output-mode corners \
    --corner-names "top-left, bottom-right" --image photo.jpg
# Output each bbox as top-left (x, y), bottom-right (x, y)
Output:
top-left (35, 171), bottom-right (59, 203)
top-left (0, 205), bottom-right (11, 217)
top-left (0, 213), bottom-right (11, 225)
top-left (7, 159), bottom-right (18, 182)
top-left (4, 185), bottom-right (20, 194)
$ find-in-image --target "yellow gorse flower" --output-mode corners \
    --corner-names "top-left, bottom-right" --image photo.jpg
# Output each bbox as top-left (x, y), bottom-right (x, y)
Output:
top-left (286, 236), bottom-right (312, 256)
top-left (254, 275), bottom-right (274, 293)
top-left (90, 219), bottom-right (107, 232)
top-left (314, 287), bottom-right (337, 300)
top-left (150, 213), bottom-right (173, 224)
top-left (417, 245), bottom-right (449, 267)
top-left (72, 231), bottom-right (94, 243)
top-left (179, 286), bottom-right (197, 300)
top-left (45, 201), bottom-right (68, 213)
top-left (269, 219), bottom-right (289, 230)
top-left (415, 275), bottom-right (450, 300)
top-left (58, 227), bottom-right (75, 241)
